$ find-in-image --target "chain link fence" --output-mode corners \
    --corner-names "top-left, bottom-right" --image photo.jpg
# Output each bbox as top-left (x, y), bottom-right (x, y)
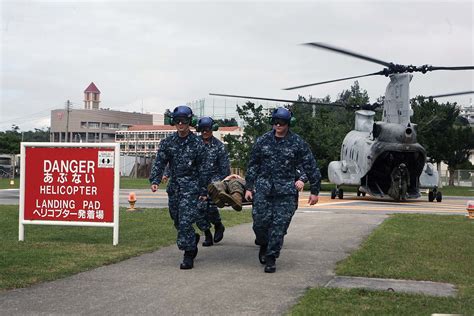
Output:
top-left (440, 169), bottom-right (474, 187)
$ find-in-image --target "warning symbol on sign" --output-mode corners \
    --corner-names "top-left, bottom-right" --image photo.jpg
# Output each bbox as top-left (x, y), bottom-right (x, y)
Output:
top-left (98, 151), bottom-right (114, 168)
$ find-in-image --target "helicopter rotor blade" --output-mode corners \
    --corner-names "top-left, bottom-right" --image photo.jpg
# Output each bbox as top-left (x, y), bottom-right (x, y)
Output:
top-left (209, 93), bottom-right (344, 107)
top-left (420, 91), bottom-right (474, 99)
top-left (427, 66), bottom-right (474, 71)
top-left (304, 42), bottom-right (393, 67)
top-left (283, 71), bottom-right (384, 91)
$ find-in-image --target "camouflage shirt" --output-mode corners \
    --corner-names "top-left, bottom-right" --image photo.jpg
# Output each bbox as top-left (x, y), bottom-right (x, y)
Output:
top-left (203, 136), bottom-right (231, 183)
top-left (245, 130), bottom-right (321, 195)
top-left (149, 132), bottom-right (209, 196)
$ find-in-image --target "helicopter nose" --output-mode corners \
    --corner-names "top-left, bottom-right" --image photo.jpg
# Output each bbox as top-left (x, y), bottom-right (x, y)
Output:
top-left (404, 126), bottom-right (415, 143)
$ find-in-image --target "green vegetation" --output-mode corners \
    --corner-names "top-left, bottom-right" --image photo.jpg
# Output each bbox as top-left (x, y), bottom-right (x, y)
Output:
top-left (0, 125), bottom-right (50, 154)
top-left (291, 214), bottom-right (474, 315)
top-left (437, 185), bottom-right (474, 197)
top-left (0, 205), bottom-right (252, 290)
top-left (120, 176), bottom-right (154, 189)
top-left (0, 178), bottom-right (19, 189)
top-left (412, 97), bottom-right (474, 185)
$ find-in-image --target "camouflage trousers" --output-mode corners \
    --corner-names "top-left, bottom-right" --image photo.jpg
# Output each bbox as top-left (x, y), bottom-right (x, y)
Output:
top-left (252, 193), bottom-right (297, 258)
top-left (208, 178), bottom-right (246, 211)
top-left (209, 178), bottom-right (246, 197)
top-left (196, 199), bottom-right (221, 231)
top-left (167, 190), bottom-right (200, 251)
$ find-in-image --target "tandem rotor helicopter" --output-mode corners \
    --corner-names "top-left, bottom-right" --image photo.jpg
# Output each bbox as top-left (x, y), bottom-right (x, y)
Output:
top-left (211, 42), bottom-right (474, 202)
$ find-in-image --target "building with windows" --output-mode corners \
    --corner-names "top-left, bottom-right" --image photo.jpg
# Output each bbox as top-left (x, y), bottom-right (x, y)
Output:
top-left (50, 82), bottom-right (153, 143)
top-left (116, 125), bottom-right (242, 157)
top-left (115, 125), bottom-right (242, 176)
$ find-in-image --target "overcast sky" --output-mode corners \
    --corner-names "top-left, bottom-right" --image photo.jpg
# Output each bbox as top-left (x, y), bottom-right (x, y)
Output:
top-left (1, 0), bottom-right (473, 131)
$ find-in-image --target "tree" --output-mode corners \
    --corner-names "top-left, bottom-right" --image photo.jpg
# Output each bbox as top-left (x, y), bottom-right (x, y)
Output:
top-left (215, 118), bottom-right (238, 127)
top-left (291, 102), bottom-right (353, 179)
top-left (411, 97), bottom-right (474, 185)
top-left (443, 126), bottom-right (473, 185)
top-left (0, 126), bottom-right (50, 154)
top-left (22, 128), bottom-right (50, 142)
top-left (336, 80), bottom-right (370, 109)
top-left (223, 102), bottom-right (268, 172)
top-left (0, 125), bottom-right (21, 154)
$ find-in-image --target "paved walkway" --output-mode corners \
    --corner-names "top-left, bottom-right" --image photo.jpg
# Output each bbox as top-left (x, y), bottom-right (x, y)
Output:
top-left (0, 210), bottom-right (443, 315)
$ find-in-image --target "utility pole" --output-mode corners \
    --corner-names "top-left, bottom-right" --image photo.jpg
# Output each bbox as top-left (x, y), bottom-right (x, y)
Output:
top-left (65, 100), bottom-right (71, 142)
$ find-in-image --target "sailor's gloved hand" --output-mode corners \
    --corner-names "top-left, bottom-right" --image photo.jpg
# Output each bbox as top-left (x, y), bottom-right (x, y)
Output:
top-left (150, 184), bottom-right (159, 192)
top-left (199, 195), bottom-right (208, 201)
top-left (161, 176), bottom-right (169, 183)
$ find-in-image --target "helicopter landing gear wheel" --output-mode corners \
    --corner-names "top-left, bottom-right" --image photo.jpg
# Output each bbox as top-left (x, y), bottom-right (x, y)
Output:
top-left (331, 188), bottom-right (337, 199)
top-left (436, 191), bottom-right (442, 202)
top-left (362, 192), bottom-right (366, 196)
top-left (357, 190), bottom-right (361, 197)
top-left (338, 188), bottom-right (344, 199)
top-left (428, 191), bottom-right (435, 202)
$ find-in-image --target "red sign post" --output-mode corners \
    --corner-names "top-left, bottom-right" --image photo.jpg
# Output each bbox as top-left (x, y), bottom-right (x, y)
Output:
top-left (19, 143), bottom-right (120, 245)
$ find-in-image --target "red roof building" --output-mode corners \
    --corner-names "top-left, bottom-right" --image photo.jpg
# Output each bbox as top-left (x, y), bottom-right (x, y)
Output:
top-left (84, 82), bottom-right (101, 109)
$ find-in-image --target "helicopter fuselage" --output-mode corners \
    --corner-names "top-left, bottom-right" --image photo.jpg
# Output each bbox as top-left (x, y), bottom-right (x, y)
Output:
top-left (328, 74), bottom-right (439, 200)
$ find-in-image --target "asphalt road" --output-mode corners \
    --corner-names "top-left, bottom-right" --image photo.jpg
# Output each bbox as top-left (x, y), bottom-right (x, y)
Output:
top-left (1, 188), bottom-right (471, 216)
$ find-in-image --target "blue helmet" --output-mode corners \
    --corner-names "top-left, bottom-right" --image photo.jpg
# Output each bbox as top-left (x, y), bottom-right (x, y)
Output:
top-left (170, 105), bottom-right (197, 126)
top-left (197, 116), bottom-right (219, 132)
top-left (172, 105), bottom-right (193, 118)
top-left (272, 107), bottom-right (292, 121)
top-left (270, 107), bottom-right (296, 127)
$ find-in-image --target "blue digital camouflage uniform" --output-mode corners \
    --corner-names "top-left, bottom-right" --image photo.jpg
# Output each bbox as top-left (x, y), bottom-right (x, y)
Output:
top-left (149, 132), bottom-right (209, 251)
top-left (196, 136), bottom-right (230, 230)
top-left (245, 129), bottom-right (321, 258)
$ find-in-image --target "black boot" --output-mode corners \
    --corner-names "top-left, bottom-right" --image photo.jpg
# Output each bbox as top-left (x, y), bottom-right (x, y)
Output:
top-left (180, 251), bottom-right (194, 270)
top-left (213, 222), bottom-right (225, 243)
top-left (202, 229), bottom-right (213, 247)
top-left (258, 244), bottom-right (267, 265)
top-left (264, 255), bottom-right (276, 273)
top-left (193, 233), bottom-right (200, 259)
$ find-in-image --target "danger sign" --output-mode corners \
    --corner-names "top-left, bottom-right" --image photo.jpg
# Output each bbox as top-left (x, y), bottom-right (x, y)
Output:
top-left (19, 142), bottom-right (120, 245)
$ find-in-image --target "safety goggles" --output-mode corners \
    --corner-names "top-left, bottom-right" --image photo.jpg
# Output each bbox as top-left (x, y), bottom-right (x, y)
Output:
top-left (272, 119), bottom-right (289, 126)
top-left (175, 117), bottom-right (190, 125)
top-left (200, 127), bottom-right (212, 132)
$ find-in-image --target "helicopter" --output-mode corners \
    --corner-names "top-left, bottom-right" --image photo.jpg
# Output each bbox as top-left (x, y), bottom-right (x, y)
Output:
top-left (210, 42), bottom-right (473, 202)
top-left (283, 43), bottom-right (474, 202)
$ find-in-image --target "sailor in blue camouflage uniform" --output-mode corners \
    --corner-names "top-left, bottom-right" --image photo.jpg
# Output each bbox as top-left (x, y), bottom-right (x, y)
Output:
top-left (195, 116), bottom-right (231, 247)
top-left (244, 107), bottom-right (321, 273)
top-left (149, 105), bottom-right (209, 270)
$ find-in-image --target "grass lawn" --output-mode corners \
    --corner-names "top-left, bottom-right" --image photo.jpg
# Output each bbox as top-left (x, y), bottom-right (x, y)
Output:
top-left (0, 178), bottom-right (19, 189)
top-left (290, 214), bottom-right (474, 315)
top-left (0, 205), bottom-right (252, 291)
